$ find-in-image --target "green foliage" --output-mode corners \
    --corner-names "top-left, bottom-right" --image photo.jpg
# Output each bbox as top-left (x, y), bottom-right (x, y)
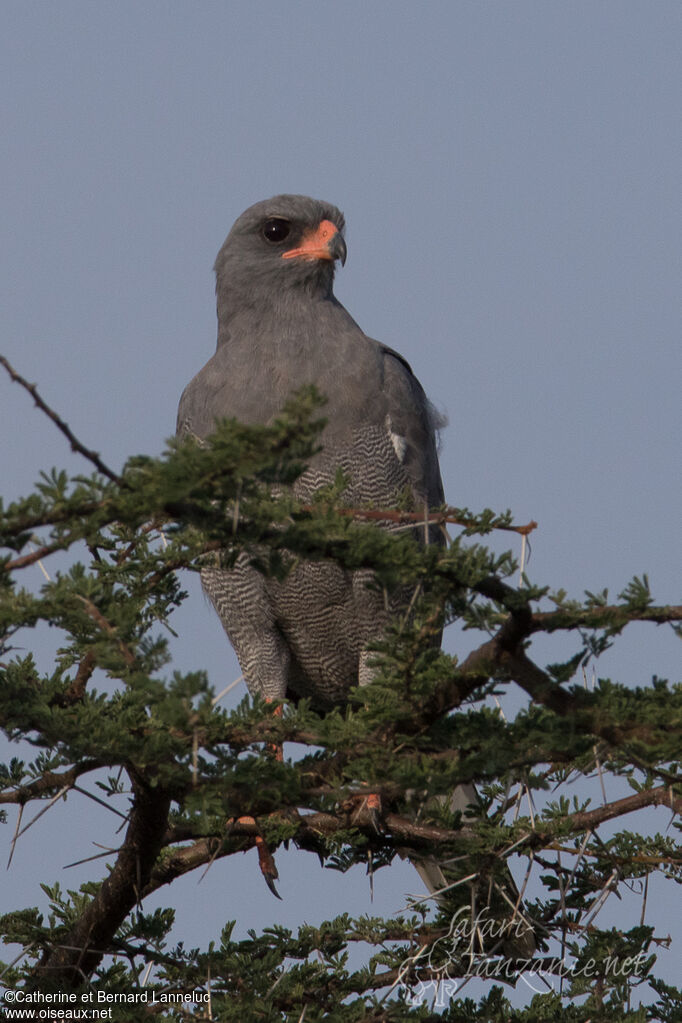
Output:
top-left (0, 390), bottom-right (680, 1019)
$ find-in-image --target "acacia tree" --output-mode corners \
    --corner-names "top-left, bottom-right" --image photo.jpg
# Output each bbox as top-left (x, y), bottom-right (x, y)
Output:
top-left (1, 356), bottom-right (681, 1021)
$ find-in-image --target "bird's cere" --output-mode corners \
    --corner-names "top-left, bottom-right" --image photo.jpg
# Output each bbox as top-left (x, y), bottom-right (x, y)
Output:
top-left (282, 219), bottom-right (347, 264)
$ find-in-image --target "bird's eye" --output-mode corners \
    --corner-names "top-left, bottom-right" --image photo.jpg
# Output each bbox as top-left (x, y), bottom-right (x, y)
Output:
top-left (262, 218), bottom-right (291, 243)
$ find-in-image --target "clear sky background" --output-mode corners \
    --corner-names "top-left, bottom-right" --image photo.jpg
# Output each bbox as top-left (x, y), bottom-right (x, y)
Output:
top-left (1, 0), bottom-right (680, 1007)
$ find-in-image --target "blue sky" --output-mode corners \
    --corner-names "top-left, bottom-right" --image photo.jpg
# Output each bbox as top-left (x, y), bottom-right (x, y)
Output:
top-left (1, 0), bottom-right (680, 1005)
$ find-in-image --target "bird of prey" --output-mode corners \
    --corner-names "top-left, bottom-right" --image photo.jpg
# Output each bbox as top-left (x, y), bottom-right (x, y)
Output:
top-left (177, 194), bottom-right (444, 710)
top-left (177, 197), bottom-right (535, 955)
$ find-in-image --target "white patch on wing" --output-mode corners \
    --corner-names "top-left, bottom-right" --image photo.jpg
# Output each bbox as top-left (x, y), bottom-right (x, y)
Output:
top-left (385, 415), bottom-right (407, 462)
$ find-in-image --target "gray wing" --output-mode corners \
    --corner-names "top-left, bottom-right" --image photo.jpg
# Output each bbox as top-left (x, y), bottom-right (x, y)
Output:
top-left (380, 345), bottom-right (445, 509)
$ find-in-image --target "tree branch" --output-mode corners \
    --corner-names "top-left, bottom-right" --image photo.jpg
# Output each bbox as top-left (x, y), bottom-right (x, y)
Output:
top-left (32, 774), bottom-right (171, 988)
top-left (150, 778), bottom-right (682, 900)
top-left (530, 603), bottom-right (682, 632)
top-left (2, 542), bottom-right (66, 572)
top-left (317, 505), bottom-right (538, 537)
top-left (555, 782), bottom-right (682, 831)
top-left (0, 760), bottom-right (106, 805)
top-left (0, 354), bottom-right (122, 486)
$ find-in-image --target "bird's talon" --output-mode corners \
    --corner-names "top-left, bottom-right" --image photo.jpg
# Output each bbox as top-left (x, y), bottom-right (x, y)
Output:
top-left (255, 834), bottom-right (281, 899)
top-left (226, 817), bottom-right (281, 898)
top-left (263, 870), bottom-right (282, 900)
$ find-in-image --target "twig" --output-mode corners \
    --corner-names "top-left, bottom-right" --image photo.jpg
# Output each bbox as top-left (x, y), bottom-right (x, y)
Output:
top-left (7, 804), bottom-right (24, 869)
top-left (76, 595), bottom-right (136, 666)
top-left (71, 783), bottom-right (130, 821)
top-left (60, 649), bottom-right (97, 706)
top-left (582, 867), bottom-right (620, 928)
top-left (10, 784), bottom-right (73, 849)
top-left (4, 542), bottom-right (65, 572)
top-left (640, 873), bottom-right (649, 927)
top-left (64, 846), bottom-right (121, 869)
top-left (525, 785), bottom-right (536, 829)
top-left (400, 582), bottom-right (423, 631)
top-left (518, 530), bottom-right (528, 585)
top-left (497, 832), bottom-right (531, 860)
top-left (511, 784), bottom-right (524, 825)
top-left (0, 760), bottom-right (104, 805)
top-left (0, 354), bottom-right (122, 485)
top-left (211, 675), bottom-right (245, 707)
top-left (0, 945), bottom-right (33, 981)
top-left (530, 602), bottom-right (682, 632)
top-left (552, 847), bottom-right (569, 996)
top-left (514, 850), bottom-right (535, 918)
top-left (198, 839), bottom-right (224, 884)
top-left (206, 960), bottom-right (213, 1022)
top-left (306, 503), bottom-right (538, 537)
top-left (492, 879), bottom-right (535, 936)
top-left (192, 727), bottom-right (199, 786)
top-left (584, 666), bottom-right (608, 804)
top-left (30, 539), bottom-right (52, 581)
top-left (266, 968), bottom-right (286, 997)
top-left (565, 829), bottom-right (593, 895)
top-left (405, 871), bottom-right (480, 908)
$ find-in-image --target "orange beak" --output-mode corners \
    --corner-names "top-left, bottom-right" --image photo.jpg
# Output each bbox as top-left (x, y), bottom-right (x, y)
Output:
top-left (282, 220), bottom-right (347, 265)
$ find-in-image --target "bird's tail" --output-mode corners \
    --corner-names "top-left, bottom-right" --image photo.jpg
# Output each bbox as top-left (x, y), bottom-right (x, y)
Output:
top-left (403, 783), bottom-right (537, 962)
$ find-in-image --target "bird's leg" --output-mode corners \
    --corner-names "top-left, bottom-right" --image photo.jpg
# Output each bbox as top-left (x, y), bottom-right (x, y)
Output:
top-left (265, 699), bottom-right (283, 762)
top-left (350, 789), bottom-right (383, 833)
top-left (366, 792), bottom-right (383, 833)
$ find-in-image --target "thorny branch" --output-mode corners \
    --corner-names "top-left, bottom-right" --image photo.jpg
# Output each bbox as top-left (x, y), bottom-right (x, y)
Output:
top-left (146, 778), bottom-right (682, 900)
top-left (309, 504), bottom-right (538, 537)
top-left (530, 603), bottom-right (682, 631)
top-left (75, 595), bottom-right (137, 667)
top-left (0, 354), bottom-right (122, 487)
top-left (1, 357), bottom-right (680, 1005)
top-left (32, 775), bottom-right (171, 988)
top-left (0, 760), bottom-right (106, 805)
top-left (2, 603), bottom-right (679, 988)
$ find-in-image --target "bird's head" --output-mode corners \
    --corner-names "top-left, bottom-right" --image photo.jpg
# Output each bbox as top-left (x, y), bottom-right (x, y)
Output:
top-left (214, 195), bottom-right (347, 324)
